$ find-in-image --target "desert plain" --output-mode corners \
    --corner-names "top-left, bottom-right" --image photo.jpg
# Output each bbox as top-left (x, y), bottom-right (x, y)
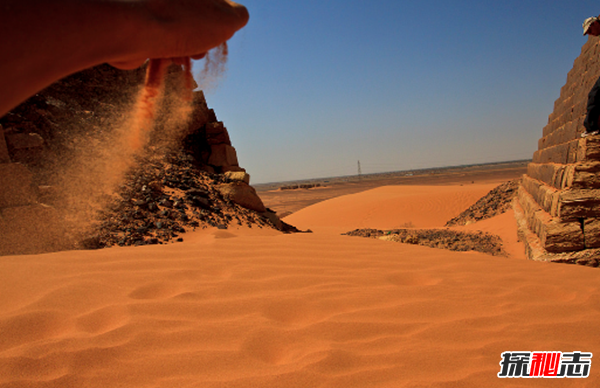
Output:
top-left (2, 161), bottom-right (600, 387)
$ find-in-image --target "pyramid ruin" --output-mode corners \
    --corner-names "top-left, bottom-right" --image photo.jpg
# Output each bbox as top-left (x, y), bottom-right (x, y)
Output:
top-left (0, 64), bottom-right (290, 256)
top-left (514, 37), bottom-right (600, 266)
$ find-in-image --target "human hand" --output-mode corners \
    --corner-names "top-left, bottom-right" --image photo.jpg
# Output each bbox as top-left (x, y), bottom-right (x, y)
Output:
top-left (109, 0), bottom-right (248, 70)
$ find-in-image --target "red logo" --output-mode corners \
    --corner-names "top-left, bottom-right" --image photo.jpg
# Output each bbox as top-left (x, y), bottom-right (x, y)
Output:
top-left (498, 351), bottom-right (592, 378)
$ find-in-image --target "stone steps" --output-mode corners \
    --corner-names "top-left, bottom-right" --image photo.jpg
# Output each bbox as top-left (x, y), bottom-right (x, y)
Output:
top-left (527, 162), bottom-right (600, 190)
top-left (538, 118), bottom-right (582, 150)
top-left (521, 174), bottom-right (600, 220)
top-left (517, 186), bottom-right (585, 253)
top-left (517, 38), bottom-right (600, 261)
top-left (513, 198), bottom-right (600, 266)
top-left (532, 136), bottom-right (600, 165)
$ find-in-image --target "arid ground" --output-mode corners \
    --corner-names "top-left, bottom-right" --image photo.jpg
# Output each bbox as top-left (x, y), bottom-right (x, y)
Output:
top-left (2, 161), bottom-right (600, 387)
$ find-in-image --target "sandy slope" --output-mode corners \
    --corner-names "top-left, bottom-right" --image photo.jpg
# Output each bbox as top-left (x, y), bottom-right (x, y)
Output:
top-left (285, 183), bottom-right (499, 233)
top-left (1, 183), bottom-right (600, 387)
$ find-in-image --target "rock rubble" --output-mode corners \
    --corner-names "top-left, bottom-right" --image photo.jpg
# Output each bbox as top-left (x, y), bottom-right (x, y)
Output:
top-left (344, 228), bottom-right (506, 256)
top-left (0, 63), bottom-right (298, 255)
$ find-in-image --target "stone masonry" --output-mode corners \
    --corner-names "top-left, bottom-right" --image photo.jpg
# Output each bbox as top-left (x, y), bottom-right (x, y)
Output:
top-left (0, 126), bottom-right (66, 255)
top-left (514, 37), bottom-right (600, 266)
top-left (0, 64), bottom-right (276, 255)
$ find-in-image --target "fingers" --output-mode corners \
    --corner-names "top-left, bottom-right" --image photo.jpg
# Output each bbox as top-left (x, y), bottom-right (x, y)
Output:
top-left (171, 57), bottom-right (187, 66)
top-left (229, 1), bottom-right (249, 29)
top-left (110, 0), bottom-right (248, 72)
top-left (109, 59), bottom-right (148, 70)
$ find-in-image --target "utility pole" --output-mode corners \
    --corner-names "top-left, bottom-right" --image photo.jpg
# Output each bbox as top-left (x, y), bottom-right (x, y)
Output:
top-left (357, 160), bottom-right (362, 181)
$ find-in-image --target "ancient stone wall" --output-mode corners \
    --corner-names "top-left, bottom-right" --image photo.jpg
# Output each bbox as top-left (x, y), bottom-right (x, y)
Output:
top-left (0, 126), bottom-right (66, 255)
top-left (515, 37), bottom-right (600, 265)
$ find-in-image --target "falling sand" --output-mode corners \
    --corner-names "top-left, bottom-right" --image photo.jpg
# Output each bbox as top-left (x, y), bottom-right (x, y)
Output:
top-left (123, 43), bottom-right (228, 159)
top-left (55, 44), bottom-right (229, 245)
top-left (125, 58), bottom-right (170, 151)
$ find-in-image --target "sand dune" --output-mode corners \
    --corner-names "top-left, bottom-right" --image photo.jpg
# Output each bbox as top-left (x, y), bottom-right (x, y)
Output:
top-left (285, 183), bottom-right (499, 233)
top-left (286, 182), bottom-right (526, 260)
top-left (1, 182), bottom-right (600, 387)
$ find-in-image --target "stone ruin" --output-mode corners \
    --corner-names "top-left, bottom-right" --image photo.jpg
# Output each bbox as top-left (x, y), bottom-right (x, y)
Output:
top-left (0, 128), bottom-right (66, 254)
top-left (514, 37), bottom-right (600, 266)
top-left (0, 64), bottom-right (287, 256)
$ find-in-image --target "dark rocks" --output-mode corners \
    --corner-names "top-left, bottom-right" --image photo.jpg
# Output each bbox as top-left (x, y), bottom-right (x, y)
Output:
top-left (89, 150), bottom-right (290, 248)
top-left (0, 63), bottom-right (300, 255)
top-left (186, 188), bottom-right (209, 198)
top-left (79, 235), bottom-right (105, 250)
top-left (446, 180), bottom-right (520, 227)
top-left (190, 196), bottom-right (210, 209)
top-left (217, 181), bottom-right (266, 212)
top-left (345, 228), bottom-right (506, 256)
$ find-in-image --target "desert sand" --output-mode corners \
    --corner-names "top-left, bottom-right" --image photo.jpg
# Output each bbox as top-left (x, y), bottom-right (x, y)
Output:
top-left (1, 173), bottom-right (600, 387)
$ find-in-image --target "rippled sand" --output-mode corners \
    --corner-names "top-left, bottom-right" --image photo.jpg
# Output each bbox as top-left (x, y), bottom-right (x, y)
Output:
top-left (1, 182), bottom-right (599, 387)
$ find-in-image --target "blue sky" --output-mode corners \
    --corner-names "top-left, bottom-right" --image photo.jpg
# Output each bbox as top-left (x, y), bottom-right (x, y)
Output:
top-left (194, 0), bottom-right (598, 184)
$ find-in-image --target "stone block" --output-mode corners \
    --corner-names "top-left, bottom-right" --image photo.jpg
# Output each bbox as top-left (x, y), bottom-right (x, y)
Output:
top-left (5, 132), bottom-right (44, 150)
top-left (5, 132), bottom-right (45, 164)
top-left (537, 122), bottom-right (580, 151)
top-left (205, 121), bottom-right (231, 145)
top-left (527, 163), bottom-right (563, 189)
top-left (186, 91), bottom-right (210, 132)
top-left (217, 182), bottom-right (266, 212)
top-left (523, 170), bottom-right (600, 220)
top-left (208, 144), bottom-right (238, 168)
top-left (517, 185), bottom-right (539, 218)
top-left (0, 203), bottom-right (67, 255)
top-left (578, 136), bottom-right (600, 162)
top-left (542, 123), bottom-right (554, 138)
top-left (207, 109), bottom-right (217, 123)
top-left (527, 162), bottom-right (600, 190)
top-left (222, 165), bottom-right (246, 173)
top-left (571, 162), bottom-right (600, 189)
top-left (192, 90), bottom-right (206, 106)
top-left (584, 219), bottom-right (600, 249)
top-left (224, 170), bottom-right (250, 184)
top-left (574, 100), bottom-right (586, 119)
top-left (532, 142), bottom-right (569, 164)
top-left (517, 186), bottom-right (584, 253)
top-left (532, 139), bottom-right (579, 164)
top-left (575, 88), bottom-right (588, 106)
top-left (521, 175), bottom-right (559, 217)
top-left (512, 198), bottom-right (548, 261)
top-left (517, 186), bottom-right (549, 240)
top-left (0, 127), bottom-right (9, 163)
top-left (557, 188), bottom-right (600, 220)
top-left (188, 107), bottom-right (209, 133)
top-left (0, 163), bottom-right (37, 207)
top-left (542, 219), bottom-right (585, 253)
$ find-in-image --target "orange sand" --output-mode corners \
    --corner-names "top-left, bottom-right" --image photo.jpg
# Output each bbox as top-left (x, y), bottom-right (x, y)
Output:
top-left (285, 183), bottom-right (500, 234)
top-left (1, 181), bottom-right (600, 387)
